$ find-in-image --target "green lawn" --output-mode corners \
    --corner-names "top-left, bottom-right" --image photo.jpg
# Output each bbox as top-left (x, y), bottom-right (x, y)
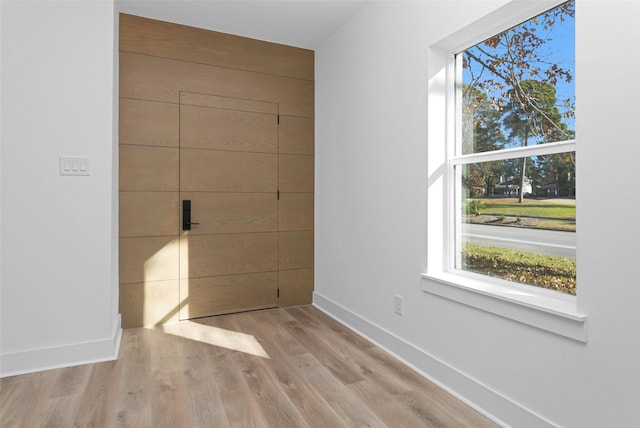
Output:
top-left (462, 243), bottom-right (576, 295)
top-left (471, 198), bottom-right (575, 220)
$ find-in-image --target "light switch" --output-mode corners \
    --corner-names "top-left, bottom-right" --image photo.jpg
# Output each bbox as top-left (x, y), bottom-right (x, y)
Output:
top-left (60, 156), bottom-right (90, 176)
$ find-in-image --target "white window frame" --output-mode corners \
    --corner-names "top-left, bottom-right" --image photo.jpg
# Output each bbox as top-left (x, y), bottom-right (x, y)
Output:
top-left (421, 0), bottom-right (587, 342)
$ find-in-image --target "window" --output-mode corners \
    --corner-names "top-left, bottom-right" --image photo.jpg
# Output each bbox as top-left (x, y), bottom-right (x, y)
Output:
top-left (423, 0), bottom-right (585, 341)
top-left (455, 0), bottom-right (576, 294)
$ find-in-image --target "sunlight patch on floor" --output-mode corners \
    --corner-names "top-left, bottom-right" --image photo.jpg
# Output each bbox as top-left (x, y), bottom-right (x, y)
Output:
top-left (159, 321), bottom-right (270, 359)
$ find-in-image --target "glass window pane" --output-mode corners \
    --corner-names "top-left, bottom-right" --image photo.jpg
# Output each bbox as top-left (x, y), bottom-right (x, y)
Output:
top-left (458, 0), bottom-right (575, 155)
top-left (457, 152), bottom-right (576, 295)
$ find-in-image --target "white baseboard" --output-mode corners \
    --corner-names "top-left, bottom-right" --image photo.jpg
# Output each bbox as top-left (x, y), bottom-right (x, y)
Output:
top-left (313, 292), bottom-right (557, 428)
top-left (0, 314), bottom-right (122, 378)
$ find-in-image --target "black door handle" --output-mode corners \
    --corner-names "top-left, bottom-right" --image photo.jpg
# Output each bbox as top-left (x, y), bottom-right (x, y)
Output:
top-left (182, 200), bottom-right (199, 230)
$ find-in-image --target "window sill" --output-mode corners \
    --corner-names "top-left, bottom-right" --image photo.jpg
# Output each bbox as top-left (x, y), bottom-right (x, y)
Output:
top-left (420, 271), bottom-right (587, 342)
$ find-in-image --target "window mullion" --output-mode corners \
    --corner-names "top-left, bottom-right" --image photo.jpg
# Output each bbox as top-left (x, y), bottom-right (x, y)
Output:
top-left (451, 139), bottom-right (576, 166)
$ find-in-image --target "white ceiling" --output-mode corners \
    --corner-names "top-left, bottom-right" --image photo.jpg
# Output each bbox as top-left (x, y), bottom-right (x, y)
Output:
top-left (116, 0), bottom-right (367, 49)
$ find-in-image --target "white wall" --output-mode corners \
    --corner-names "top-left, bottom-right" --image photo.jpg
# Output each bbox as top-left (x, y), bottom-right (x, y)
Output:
top-left (0, 0), bottom-right (121, 376)
top-left (315, 1), bottom-right (640, 427)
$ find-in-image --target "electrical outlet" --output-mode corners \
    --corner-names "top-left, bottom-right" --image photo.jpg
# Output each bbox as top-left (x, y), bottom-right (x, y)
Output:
top-left (394, 295), bottom-right (403, 316)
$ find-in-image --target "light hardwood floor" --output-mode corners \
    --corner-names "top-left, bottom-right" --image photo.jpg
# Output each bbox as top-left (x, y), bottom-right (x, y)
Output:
top-left (0, 306), bottom-right (499, 427)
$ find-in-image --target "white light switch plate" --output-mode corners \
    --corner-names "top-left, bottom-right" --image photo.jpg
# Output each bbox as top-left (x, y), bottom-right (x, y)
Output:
top-left (60, 156), bottom-right (90, 176)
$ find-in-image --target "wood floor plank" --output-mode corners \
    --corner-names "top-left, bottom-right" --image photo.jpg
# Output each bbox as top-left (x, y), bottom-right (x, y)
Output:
top-left (195, 314), bottom-right (267, 373)
top-left (216, 370), bottom-right (268, 427)
top-left (365, 344), bottom-right (458, 394)
top-left (299, 306), bottom-right (497, 427)
top-left (349, 378), bottom-right (439, 428)
top-left (232, 311), bottom-right (349, 428)
top-left (72, 360), bottom-right (121, 427)
top-left (0, 370), bottom-right (56, 428)
top-left (262, 359), bottom-right (348, 428)
top-left (150, 370), bottom-right (190, 428)
top-left (113, 328), bottom-right (152, 427)
top-left (288, 352), bottom-right (387, 428)
top-left (39, 395), bottom-right (82, 428)
top-left (400, 388), bottom-right (498, 428)
top-left (163, 316), bottom-right (269, 426)
top-left (242, 365), bottom-right (310, 428)
top-left (264, 305), bottom-right (298, 323)
top-left (0, 306), bottom-right (499, 428)
top-left (281, 318), bottom-right (366, 385)
top-left (231, 309), bottom-right (309, 358)
top-left (287, 306), bottom-right (413, 395)
top-left (292, 305), bottom-right (376, 350)
top-left (149, 328), bottom-right (190, 427)
top-left (175, 340), bottom-right (229, 427)
top-left (48, 364), bottom-right (91, 399)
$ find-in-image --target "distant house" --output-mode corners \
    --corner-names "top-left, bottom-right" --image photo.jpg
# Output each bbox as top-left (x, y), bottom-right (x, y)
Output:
top-left (494, 176), bottom-right (532, 197)
top-left (536, 182), bottom-right (560, 197)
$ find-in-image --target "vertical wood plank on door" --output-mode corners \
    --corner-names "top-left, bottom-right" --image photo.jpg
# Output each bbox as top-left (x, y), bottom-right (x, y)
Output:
top-left (279, 115), bottom-right (314, 155)
top-left (279, 268), bottom-right (314, 306)
top-left (119, 236), bottom-right (180, 284)
top-left (279, 154), bottom-right (314, 193)
top-left (180, 149), bottom-right (277, 193)
top-left (179, 192), bottom-right (277, 235)
top-left (120, 14), bottom-right (314, 81)
top-left (180, 92), bottom-right (279, 114)
top-left (119, 191), bottom-right (179, 237)
top-left (279, 192), bottom-right (314, 232)
top-left (119, 98), bottom-right (179, 147)
top-left (179, 272), bottom-right (278, 319)
top-left (180, 233), bottom-right (278, 279)
top-left (279, 231), bottom-right (314, 270)
top-left (119, 52), bottom-right (314, 117)
top-left (120, 280), bottom-right (180, 328)
top-left (119, 145), bottom-right (179, 192)
top-left (180, 105), bottom-right (278, 153)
